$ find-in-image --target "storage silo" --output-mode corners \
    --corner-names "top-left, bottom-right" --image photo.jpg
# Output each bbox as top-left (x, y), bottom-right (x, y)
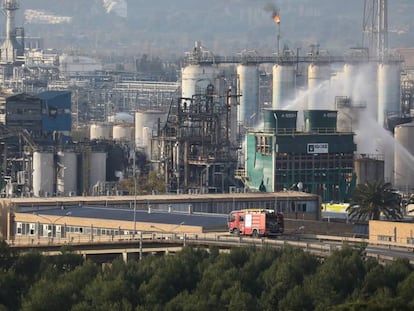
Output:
top-left (343, 63), bottom-right (359, 97)
top-left (57, 151), bottom-right (77, 196)
top-left (90, 122), bottom-right (113, 140)
top-left (378, 62), bottom-right (401, 127)
top-left (135, 111), bottom-right (167, 148)
top-left (113, 124), bottom-right (133, 142)
top-left (181, 64), bottom-right (218, 102)
top-left (89, 152), bottom-right (106, 190)
top-left (32, 152), bottom-right (54, 197)
top-left (272, 64), bottom-right (296, 109)
top-left (307, 63), bottom-right (331, 109)
top-left (354, 157), bottom-right (384, 185)
top-left (237, 64), bottom-right (259, 127)
top-left (394, 122), bottom-right (414, 190)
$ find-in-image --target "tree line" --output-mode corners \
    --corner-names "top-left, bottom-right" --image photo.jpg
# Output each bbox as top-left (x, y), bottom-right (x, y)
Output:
top-left (1, 240), bottom-right (414, 311)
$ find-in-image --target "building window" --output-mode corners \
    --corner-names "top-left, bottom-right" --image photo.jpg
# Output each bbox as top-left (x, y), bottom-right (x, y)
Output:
top-left (29, 223), bottom-right (36, 235)
top-left (16, 222), bottom-right (22, 235)
top-left (407, 238), bottom-right (414, 244)
top-left (256, 136), bottom-right (271, 155)
top-left (378, 235), bottom-right (392, 242)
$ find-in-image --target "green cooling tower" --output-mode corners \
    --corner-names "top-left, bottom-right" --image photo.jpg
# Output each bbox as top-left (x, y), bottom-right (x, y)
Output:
top-left (303, 110), bottom-right (337, 133)
top-left (263, 109), bottom-right (297, 133)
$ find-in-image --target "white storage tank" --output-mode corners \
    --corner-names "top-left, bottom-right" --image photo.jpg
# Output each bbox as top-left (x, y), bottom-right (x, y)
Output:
top-left (378, 62), bottom-right (401, 127)
top-left (343, 63), bottom-right (359, 97)
top-left (90, 123), bottom-right (113, 140)
top-left (57, 151), bottom-right (77, 196)
top-left (394, 122), bottom-right (414, 190)
top-left (307, 63), bottom-right (331, 109)
top-left (113, 124), bottom-right (133, 142)
top-left (33, 152), bottom-right (54, 197)
top-left (272, 64), bottom-right (296, 109)
top-left (339, 62), bottom-right (378, 133)
top-left (237, 64), bottom-right (259, 127)
top-left (135, 111), bottom-right (167, 148)
top-left (181, 64), bottom-right (218, 102)
top-left (89, 152), bottom-right (106, 191)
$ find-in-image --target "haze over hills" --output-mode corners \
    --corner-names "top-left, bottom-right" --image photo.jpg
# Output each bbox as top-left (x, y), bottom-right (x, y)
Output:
top-left (4, 0), bottom-right (414, 58)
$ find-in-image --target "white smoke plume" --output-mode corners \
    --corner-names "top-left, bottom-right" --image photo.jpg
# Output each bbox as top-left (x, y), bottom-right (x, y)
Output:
top-left (101, 0), bottom-right (127, 18)
top-left (280, 60), bottom-right (414, 184)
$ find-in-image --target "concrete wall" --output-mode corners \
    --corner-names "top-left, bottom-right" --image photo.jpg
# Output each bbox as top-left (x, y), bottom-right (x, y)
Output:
top-left (285, 219), bottom-right (354, 236)
top-left (369, 220), bottom-right (414, 245)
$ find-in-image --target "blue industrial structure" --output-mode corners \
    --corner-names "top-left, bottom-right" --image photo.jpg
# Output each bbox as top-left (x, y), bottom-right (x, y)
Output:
top-left (38, 91), bottom-right (72, 133)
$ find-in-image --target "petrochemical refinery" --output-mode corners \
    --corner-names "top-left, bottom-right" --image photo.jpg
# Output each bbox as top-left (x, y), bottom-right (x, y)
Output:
top-left (1, 0), bottom-right (414, 203)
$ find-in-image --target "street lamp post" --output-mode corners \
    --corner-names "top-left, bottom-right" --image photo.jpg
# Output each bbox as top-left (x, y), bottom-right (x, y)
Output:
top-left (273, 113), bottom-right (279, 192)
top-left (139, 230), bottom-right (143, 260)
top-left (133, 143), bottom-right (137, 239)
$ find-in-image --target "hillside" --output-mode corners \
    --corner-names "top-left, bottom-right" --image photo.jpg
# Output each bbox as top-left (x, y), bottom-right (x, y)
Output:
top-left (4, 0), bottom-right (414, 57)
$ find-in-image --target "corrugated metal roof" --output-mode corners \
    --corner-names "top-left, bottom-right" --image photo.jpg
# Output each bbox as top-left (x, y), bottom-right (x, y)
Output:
top-left (23, 206), bottom-right (228, 228)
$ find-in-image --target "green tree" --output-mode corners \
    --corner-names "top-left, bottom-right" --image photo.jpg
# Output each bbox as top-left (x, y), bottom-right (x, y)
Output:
top-left (397, 271), bottom-right (414, 309)
top-left (304, 246), bottom-right (367, 310)
top-left (0, 270), bottom-right (21, 310)
top-left (0, 240), bottom-right (15, 270)
top-left (260, 246), bottom-right (319, 310)
top-left (347, 181), bottom-right (402, 221)
top-left (21, 262), bottom-right (97, 311)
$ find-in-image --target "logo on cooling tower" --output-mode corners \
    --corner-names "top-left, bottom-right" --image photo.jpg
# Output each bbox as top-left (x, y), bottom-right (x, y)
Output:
top-left (281, 113), bottom-right (296, 118)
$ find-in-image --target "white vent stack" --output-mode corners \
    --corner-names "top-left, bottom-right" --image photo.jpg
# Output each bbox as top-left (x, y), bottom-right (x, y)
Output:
top-left (0, 0), bottom-right (23, 64)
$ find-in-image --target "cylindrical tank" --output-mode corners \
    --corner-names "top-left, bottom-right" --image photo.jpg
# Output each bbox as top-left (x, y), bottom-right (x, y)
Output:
top-left (90, 123), bottom-right (113, 140)
top-left (135, 111), bottom-right (167, 148)
top-left (307, 63), bottom-right (331, 109)
top-left (263, 109), bottom-right (297, 133)
top-left (89, 152), bottom-right (106, 191)
top-left (354, 157), bottom-right (384, 185)
top-left (340, 62), bottom-right (378, 130)
top-left (237, 64), bottom-right (259, 127)
top-left (57, 151), bottom-right (77, 196)
top-left (272, 64), bottom-right (296, 109)
top-left (378, 62), bottom-right (401, 127)
top-left (394, 122), bottom-right (414, 190)
top-left (343, 63), bottom-right (359, 97)
top-left (303, 110), bottom-right (337, 133)
top-left (32, 152), bottom-right (54, 197)
top-left (113, 124), bottom-right (133, 142)
top-left (181, 64), bottom-right (218, 101)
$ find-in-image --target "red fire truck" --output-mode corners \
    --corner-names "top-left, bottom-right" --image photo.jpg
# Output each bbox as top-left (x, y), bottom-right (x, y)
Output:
top-left (227, 209), bottom-right (284, 237)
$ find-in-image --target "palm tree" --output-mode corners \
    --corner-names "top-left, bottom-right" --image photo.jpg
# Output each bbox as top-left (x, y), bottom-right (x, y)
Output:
top-left (346, 181), bottom-right (403, 221)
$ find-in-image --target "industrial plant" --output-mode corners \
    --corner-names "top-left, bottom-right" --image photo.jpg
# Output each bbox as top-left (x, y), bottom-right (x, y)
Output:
top-left (1, 0), bottom-right (414, 204)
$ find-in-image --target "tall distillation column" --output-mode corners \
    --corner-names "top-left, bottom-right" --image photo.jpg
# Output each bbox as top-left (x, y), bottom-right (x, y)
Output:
top-left (0, 0), bottom-right (23, 64)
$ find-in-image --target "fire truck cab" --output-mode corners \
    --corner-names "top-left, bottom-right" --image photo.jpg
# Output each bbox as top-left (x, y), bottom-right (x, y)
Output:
top-left (227, 209), bottom-right (284, 237)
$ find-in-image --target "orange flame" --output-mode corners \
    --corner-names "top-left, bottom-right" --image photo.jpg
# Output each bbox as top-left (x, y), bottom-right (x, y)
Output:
top-left (273, 12), bottom-right (280, 24)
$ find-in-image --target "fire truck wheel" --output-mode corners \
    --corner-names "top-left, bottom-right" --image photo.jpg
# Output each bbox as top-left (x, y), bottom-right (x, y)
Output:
top-left (233, 228), bottom-right (240, 236)
top-left (252, 229), bottom-right (258, 238)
